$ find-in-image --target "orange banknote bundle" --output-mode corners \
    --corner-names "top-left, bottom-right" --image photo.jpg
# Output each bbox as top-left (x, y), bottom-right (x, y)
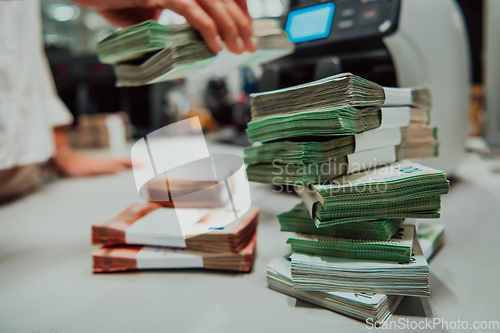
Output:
top-left (92, 203), bottom-right (258, 251)
top-left (147, 178), bottom-right (234, 208)
top-left (91, 203), bottom-right (259, 273)
top-left (93, 233), bottom-right (256, 273)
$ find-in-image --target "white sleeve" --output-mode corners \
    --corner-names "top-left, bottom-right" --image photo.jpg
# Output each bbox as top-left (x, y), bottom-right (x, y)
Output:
top-left (38, 46), bottom-right (73, 128)
top-left (0, 0), bottom-right (73, 169)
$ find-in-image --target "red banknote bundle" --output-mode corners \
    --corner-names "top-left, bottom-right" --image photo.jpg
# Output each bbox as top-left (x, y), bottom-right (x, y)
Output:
top-left (92, 203), bottom-right (259, 273)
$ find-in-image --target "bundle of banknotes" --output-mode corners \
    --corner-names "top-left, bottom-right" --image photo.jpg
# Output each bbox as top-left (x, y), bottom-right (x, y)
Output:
top-left (297, 161), bottom-right (450, 227)
top-left (91, 202), bottom-right (259, 272)
top-left (278, 203), bottom-right (404, 241)
top-left (97, 19), bottom-right (294, 86)
top-left (416, 223), bottom-right (445, 260)
top-left (289, 228), bottom-right (430, 297)
top-left (250, 73), bottom-right (431, 118)
top-left (146, 178), bottom-right (235, 208)
top-left (286, 225), bottom-right (414, 263)
top-left (244, 73), bottom-right (439, 185)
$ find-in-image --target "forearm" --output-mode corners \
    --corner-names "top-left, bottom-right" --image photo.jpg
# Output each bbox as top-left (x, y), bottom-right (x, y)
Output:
top-left (70, 0), bottom-right (162, 27)
top-left (53, 127), bottom-right (72, 157)
top-left (70, 0), bottom-right (155, 10)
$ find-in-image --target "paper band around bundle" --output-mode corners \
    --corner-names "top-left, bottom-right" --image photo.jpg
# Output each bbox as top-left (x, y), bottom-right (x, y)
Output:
top-left (382, 87), bottom-right (413, 106)
top-left (354, 128), bottom-right (402, 152)
top-left (379, 107), bottom-right (411, 130)
top-left (346, 146), bottom-right (397, 174)
top-left (136, 246), bottom-right (204, 269)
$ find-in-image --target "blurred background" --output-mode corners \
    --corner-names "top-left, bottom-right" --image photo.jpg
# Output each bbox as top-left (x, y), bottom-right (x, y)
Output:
top-left (40, 0), bottom-right (495, 157)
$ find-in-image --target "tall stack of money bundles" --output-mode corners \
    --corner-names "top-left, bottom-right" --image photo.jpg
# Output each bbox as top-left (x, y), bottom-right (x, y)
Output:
top-left (244, 73), bottom-right (449, 325)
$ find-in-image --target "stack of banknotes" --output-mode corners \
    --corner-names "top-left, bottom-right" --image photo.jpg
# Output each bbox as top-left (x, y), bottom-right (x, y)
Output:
top-left (91, 202), bottom-right (259, 273)
top-left (280, 161), bottom-right (449, 299)
top-left (97, 19), bottom-right (294, 87)
top-left (269, 162), bottom-right (449, 311)
top-left (243, 73), bottom-right (450, 323)
top-left (244, 73), bottom-right (438, 185)
top-left (266, 223), bottom-right (444, 325)
top-left (267, 189), bottom-right (448, 319)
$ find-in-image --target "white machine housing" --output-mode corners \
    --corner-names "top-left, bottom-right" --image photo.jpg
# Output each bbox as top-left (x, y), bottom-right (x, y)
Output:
top-left (384, 0), bottom-right (471, 175)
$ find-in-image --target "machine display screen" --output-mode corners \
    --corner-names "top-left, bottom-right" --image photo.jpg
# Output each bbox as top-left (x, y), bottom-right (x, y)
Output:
top-left (285, 3), bottom-right (335, 43)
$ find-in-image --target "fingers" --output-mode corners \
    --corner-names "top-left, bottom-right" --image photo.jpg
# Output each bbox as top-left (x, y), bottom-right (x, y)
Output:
top-left (93, 159), bottom-right (129, 175)
top-left (118, 158), bottom-right (134, 168)
top-left (169, 0), bottom-right (225, 53)
top-left (91, 163), bottom-right (124, 175)
top-left (168, 0), bottom-right (256, 54)
top-left (222, 0), bottom-right (258, 52)
top-left (234, 0), bottom-right (252, 19)
top-left (96, 8), bottom-right (160, 27)
top-left (196, 0), bottom-right (244, 54)
top-left (84, 160), bottom-right (127, 176)
top-left (55, 154), bottom-right (124, 177)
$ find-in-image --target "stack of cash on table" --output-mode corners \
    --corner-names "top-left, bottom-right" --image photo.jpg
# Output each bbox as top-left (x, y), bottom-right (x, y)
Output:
top-left (267, 225), bottom-right (445, 324)
top-left (91, 201), bottom-right (259, 273)
top-left (96, 19), bottom-right (294, 87)
top-left (243, 73), bottom-right (450, 325)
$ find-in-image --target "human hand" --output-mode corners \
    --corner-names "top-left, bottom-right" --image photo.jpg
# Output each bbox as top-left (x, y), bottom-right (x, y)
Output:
top-left (52, 126), bottom-right (132, 177)
top-left (87, 0), bottom-right (258, 54)
top-left (158, 0), bottom-right (258, 54)
top-left (54, 152), bottom-right (133, 177)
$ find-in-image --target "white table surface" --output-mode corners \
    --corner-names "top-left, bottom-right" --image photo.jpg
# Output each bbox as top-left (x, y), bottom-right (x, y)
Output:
top-left (1, 144), bottom-right (499, 333)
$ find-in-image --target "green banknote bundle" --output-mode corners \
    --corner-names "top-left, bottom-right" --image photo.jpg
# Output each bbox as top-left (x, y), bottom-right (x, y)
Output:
top-left (245, 155), bottom-right (350, 185)
top-left (298, 161), bottom-right (450, 227)
top-left (286, 225), bottom-right (413, 263)
top-left (290, 228), bottom-right (430, 296)
top-left (250, 72), bottom-right (432, 119)
top-left (244, 136), bottom-right (353, 185)
top-left (417, 223), bottom-right (445, 260)
top-left (246, 106), bottom-right (382, 143)
top-left (267, 257), bottom-right (403, 324)
top-left (113, 43), bottom-right (214, 86)
top-left (278, 203), bottom-right (403, 241)
top-left (409, 107), bottom-right (431, 125)
top-left (397, 124), bottom-right (439, 159)
top-left (397, 142), bottom-right (439, 160)
top-left (113, 34), bottom-right (294, 87)
top-left (97, 20), bottom-right (199, 64)
top-left (401, 124), bottom-right (437, 143)
top-left (244, 136), bottom-right (356, 165)
top-left (97, 20), bottom-right (294, 86)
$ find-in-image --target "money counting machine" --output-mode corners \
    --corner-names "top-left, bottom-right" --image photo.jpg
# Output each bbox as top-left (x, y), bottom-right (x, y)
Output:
top-left (262, 0), bottom-right (470, 175)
